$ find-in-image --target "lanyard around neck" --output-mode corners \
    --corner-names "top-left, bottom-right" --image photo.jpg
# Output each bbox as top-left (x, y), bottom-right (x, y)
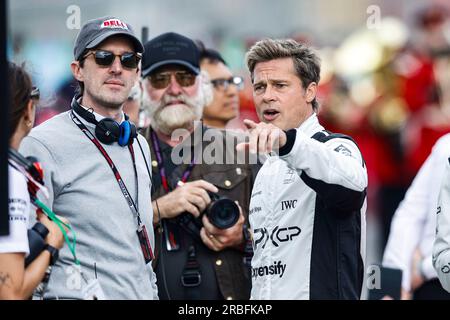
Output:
top-left (150, 129), bottom-right (195, 193)
top-left (71, 111), bottom-right (142, 226)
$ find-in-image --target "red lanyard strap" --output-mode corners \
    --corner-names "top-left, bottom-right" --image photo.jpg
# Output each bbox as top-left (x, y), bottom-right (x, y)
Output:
top-left (71, 111), bottom-right (142, 226)
top-left (150, 129), bottom-right (195, 193)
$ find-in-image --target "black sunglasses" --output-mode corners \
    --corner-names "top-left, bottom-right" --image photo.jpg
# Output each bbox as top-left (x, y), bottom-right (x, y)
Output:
top-left (83, 50), bottom-right (141, 69)
top-left (211, 76), bottom-right (244, 91)
top-left (148, 71), bottom-right (197, 89)
top-left (30, 86), bottom-right (40, 100)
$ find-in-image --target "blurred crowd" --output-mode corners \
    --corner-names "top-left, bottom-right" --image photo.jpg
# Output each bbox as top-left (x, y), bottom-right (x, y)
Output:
top-left (315, 5), bottom-right (450, 251)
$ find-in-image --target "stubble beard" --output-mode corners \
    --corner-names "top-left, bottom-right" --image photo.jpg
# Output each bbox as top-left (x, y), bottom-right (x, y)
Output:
top-left (87, 88), bottom-right (128, 111)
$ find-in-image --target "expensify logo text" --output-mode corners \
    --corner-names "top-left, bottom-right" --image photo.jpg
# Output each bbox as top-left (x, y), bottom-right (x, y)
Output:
top-left (252, 261), bottom-right (286, 279)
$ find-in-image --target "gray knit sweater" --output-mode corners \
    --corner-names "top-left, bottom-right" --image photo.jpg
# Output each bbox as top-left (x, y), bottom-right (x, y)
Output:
top-left (20, 111), bottom-right (158, 300)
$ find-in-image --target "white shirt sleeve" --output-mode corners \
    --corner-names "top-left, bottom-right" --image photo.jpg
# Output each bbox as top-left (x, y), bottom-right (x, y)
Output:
top-left (433, 158), bottom-right (450, 292)
top-left (383, 134), bottom-right (450, 291)
top-left (0, 165), bottom-right (31, 255)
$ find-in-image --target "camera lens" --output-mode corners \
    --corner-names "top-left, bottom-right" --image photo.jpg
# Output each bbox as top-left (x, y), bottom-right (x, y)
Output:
top-left (206, 198), bottom-right (239, 229)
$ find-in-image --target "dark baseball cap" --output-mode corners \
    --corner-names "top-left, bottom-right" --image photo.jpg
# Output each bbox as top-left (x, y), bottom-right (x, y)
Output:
top-left (74, 16), bottom-right (144, 61)
top-left (141, 32), bottom-right (200, 78)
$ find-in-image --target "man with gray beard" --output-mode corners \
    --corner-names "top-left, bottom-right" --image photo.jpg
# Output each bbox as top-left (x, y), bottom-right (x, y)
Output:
top-left (141, 32), bottom-right (253, 300)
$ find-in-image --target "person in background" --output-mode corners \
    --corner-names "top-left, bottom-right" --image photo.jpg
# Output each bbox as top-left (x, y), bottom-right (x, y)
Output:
top-left (198, 43), bottom-right (244, 129)
top-left (141, 32), bottom-right (253, 300)
top-left (383, 133), bottom-right (450, 299)
top-left (0, 62), bottom-right (66, 300)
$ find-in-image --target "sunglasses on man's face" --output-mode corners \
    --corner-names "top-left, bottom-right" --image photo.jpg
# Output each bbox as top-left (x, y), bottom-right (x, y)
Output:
top-left (211, 76), bottom-right (244, 91)
top-left (148, 71), bottom-right (197, 89)
top-left (83, 50), bottom-right (141, 69)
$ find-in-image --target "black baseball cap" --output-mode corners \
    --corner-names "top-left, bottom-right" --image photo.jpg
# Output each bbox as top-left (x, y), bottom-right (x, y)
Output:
top-left (73, 16), bottom-right (144, 61)
top-left (141, 32), bottom-right (200, 78)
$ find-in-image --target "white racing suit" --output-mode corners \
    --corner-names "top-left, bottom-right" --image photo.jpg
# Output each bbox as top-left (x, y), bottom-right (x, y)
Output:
top-left (249, 114), bottom-right (367, 299)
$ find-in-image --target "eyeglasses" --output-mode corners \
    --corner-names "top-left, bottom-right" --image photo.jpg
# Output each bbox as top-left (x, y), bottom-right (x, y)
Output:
top-left (83, 50), bottom-right (141, 69)
top-left (30, 86), bottom-right (40, 100)
top-left (148, 71), bottom-right (197, 89)
top-left (211, 76), bottom-right (244, 91)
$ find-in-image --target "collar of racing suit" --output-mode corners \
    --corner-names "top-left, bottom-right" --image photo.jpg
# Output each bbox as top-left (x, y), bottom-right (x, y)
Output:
top-left (296, 113), bottom-right (323, 138)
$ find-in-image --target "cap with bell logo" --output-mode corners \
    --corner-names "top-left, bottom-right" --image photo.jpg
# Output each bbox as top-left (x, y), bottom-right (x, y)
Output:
top-left (73, 16), bottom-right (144, 61)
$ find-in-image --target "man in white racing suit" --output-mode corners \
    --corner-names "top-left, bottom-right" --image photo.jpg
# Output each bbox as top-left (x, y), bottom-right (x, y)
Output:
top-left (240, 38), bottom-right (368, 300)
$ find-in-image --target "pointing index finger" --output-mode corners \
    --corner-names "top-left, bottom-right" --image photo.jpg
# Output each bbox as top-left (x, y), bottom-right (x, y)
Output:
top-left (243, 119), bottom-right (257, 130)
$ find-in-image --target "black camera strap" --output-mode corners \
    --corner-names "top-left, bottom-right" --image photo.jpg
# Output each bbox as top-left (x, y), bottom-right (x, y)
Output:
top-left (71, 112), bottom-right (154, 263)
top-left (151, 130), bottom-right (203, 296)
top-left (181, 245), bottom-right (202, 298)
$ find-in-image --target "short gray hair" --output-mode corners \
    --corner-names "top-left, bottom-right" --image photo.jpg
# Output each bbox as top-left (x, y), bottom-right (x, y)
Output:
top-left (246, 38), bottom-right (321, 111)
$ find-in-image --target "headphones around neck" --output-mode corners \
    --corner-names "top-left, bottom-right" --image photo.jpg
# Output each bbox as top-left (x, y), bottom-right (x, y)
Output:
top-left (71, 96), bottom-right (137, 146)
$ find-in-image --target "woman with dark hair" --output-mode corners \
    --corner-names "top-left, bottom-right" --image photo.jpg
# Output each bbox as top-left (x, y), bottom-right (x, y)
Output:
top-left (0, 62), bottom-right (66, 299)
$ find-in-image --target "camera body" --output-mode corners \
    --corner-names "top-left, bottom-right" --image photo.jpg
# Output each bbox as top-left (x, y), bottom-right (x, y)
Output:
top-left (176, 192), bottom-right (240, 239)
top-left (25, 222), bottom-right (49, 267)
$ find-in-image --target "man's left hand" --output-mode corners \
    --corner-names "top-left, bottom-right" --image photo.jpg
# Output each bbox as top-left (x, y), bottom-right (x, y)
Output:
top-left (200, 202), bottom-right (245, 252)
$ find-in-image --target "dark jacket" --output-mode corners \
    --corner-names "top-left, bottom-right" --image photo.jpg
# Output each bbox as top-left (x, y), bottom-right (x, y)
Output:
top-left (144, 125), bottom-right (256, 300)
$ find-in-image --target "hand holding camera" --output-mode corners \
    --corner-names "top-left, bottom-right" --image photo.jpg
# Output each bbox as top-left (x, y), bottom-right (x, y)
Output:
top-left (154, 179), bottom-right (219, 220)
top-left (25, 213), bottom-right (69, 267)
top-left (157, 178), bottom-right (244, 251)
top-left (37, 212), bottom-right (68, 249)
top-left (200, 201), bottom-right (245, 252)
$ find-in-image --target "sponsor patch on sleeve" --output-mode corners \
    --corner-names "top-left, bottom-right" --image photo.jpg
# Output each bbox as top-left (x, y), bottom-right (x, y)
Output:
top-left (334, 144), bottom-right (353, 157)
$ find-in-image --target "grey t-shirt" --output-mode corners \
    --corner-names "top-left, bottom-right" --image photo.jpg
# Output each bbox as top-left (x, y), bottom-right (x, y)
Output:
top-left (20, 111), bottom-right (158, 300)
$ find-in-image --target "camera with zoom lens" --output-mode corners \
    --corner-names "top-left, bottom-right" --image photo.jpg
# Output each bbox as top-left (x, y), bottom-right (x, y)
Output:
top-left (176, 192), bottom-right (240, 239)
top-left (25, 222), bottom-right (49, 267)
top-left (205, 192), bottom-right (240, 229)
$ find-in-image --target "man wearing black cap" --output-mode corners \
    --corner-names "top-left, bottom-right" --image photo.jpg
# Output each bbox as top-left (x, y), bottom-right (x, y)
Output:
top-left (19, 17), bottom-right (158, 299)
top-left (141, 32), bottom-right (253, 300)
